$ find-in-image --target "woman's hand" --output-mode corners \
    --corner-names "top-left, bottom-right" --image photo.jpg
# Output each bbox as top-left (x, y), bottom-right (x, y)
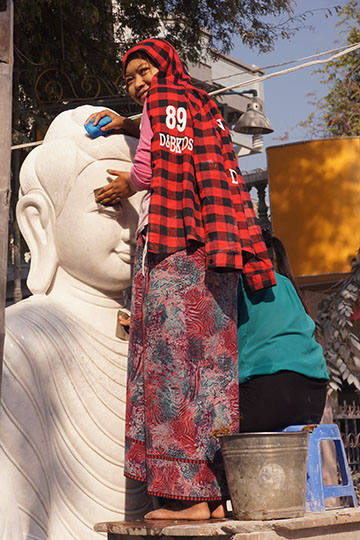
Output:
top-left (85, 110), bottom-right (140, 138)
top-left (85, 110), bottom-right (124, 131)
top-left (95, 171), bottom-right (136, 205)
top-left (118, 312), bottom-right (131, 327)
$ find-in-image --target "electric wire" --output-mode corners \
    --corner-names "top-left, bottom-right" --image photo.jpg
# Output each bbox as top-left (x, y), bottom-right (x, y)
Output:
top-left (209, 42), bottom-right (360, 97)
top-left (204, 43), bottom-right (353, 84)
top-left (11, 42), bottom-right (360, 150)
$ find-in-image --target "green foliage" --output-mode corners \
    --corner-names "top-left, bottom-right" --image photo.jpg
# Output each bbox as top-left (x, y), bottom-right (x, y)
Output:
top-left (12, 0), bottom-right (299, 142)
top-left (114, 0), bottom-right (295, 61)
top-left (316, 251), bottom-right (360, 394)
top-left (14, 1), bottom-right (118, 72)
top-left (299, 0), bottom-right (360, 138)
top-left (13, 0), bottom-right (342, 142)
top-left (13, 0), bottom-right (298, 82)
top-left (13, 1), bottom-right (121, 140)
top-left (13, 0), bottom-right (298, 142)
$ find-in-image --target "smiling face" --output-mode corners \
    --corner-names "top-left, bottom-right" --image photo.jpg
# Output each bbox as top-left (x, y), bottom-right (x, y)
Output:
top-left (53, 159), bottom-right (142, 292)
top-left (125, 57), bottom-right (159, 106)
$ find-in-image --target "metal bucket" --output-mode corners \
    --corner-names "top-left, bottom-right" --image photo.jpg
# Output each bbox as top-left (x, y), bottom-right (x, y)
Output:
top-left (220, 431), bottom-right (309, 520)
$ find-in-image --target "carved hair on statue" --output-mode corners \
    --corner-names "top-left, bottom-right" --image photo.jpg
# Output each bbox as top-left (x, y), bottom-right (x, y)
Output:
top-left (19, 105), bottom-right (138, 217)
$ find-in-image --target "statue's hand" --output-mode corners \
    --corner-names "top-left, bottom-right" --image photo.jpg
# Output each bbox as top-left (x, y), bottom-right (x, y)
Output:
top-left (95, 171), bottom-right (136, 205)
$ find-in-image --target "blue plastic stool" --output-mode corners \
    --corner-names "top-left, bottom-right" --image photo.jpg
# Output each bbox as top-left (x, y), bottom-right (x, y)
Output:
top-left (283, 424), bottom-right (358, 512)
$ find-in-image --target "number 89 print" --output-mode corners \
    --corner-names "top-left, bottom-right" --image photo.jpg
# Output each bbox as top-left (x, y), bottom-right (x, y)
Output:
top-left (165, 105), bottom-right (187, 132)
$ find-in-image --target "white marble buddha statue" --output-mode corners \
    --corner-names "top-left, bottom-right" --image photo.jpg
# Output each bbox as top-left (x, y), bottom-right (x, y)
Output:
top-left (0, 105), bottom-right (151, 540)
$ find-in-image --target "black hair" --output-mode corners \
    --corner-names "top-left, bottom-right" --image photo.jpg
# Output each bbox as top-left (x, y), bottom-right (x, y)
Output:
top-left (124, 50), bottom-right (158, 72)
top-left (262, 229), bottom-right (310, 315)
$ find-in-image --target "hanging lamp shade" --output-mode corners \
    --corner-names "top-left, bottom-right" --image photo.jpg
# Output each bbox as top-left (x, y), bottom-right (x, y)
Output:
top-left (235, 96), bottom-right (274, 135)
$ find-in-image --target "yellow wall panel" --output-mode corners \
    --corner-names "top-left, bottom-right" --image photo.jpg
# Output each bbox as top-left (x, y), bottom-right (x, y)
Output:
top-left (267, 138), bottom-right (360, 278)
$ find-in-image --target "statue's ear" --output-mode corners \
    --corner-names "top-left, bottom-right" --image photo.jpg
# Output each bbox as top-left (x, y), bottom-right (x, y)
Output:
top-left (16, 190), bottom-right (58, 295)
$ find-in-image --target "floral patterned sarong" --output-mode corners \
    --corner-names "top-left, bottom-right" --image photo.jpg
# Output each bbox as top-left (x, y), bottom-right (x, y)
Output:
top-left (125, 238), bottom-right (239, 500)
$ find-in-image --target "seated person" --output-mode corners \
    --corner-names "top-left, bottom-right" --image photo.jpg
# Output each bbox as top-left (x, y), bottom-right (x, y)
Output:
top-left (237, 234), bottom-right (329, 432)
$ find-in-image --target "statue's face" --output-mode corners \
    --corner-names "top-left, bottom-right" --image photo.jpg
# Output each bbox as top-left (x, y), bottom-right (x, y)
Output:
top-left (53, 159), bottom-right (142, 292)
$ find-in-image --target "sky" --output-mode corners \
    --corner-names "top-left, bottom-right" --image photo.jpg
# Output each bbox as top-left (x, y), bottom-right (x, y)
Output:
top-left (229, 0), bottom-right (350, 172)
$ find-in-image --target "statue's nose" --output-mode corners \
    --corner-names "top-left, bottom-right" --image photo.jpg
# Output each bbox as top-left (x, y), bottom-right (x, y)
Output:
top-left (119, 227), bottom-right (137, 249)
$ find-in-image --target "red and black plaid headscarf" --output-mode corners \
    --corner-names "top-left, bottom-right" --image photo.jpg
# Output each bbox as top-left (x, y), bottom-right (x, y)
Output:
top-left (123, 39), bottom-right (275, 292)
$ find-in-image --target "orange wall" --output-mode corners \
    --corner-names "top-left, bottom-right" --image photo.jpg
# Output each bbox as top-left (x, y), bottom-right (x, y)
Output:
top-left (267, 138), bottom-right (360, 278)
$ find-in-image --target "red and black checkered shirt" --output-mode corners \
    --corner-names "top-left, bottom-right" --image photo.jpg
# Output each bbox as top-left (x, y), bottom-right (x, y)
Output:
top-left (123, 39), bottom-right (275, 292)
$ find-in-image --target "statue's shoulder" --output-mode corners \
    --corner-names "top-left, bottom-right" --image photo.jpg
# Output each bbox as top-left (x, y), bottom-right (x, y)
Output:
top-left (6, 295), bottom-right (55, 323)
top-left (5, 296), bottom-right (65, 351)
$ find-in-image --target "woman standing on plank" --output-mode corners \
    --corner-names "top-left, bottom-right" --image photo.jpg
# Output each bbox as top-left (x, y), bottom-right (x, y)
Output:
top-left (87, 39), bottom-right (276, 520)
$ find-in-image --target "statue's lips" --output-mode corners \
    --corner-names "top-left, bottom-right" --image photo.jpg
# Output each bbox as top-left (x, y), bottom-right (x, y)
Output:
top-left (114, 249), bottom-right (133, 264)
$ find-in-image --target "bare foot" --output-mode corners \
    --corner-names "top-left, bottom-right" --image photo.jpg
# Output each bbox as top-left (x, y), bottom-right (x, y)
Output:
top-left (145, 501), bottom-right (211, 520)
top-left (210, 502), bottom-right (227, 519)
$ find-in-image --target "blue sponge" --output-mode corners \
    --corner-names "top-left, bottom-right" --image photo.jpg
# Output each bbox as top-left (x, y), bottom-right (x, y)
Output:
top-left (84, 116), bottom-right (115, 138)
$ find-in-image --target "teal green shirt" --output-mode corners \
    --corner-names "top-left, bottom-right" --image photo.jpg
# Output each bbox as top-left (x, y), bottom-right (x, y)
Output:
top-left (237, 272), bottom-right (329, 384)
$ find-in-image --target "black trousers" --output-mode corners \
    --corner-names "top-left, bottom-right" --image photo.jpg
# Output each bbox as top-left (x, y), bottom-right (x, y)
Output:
top-left (239, 371), bottom-right (328, 433)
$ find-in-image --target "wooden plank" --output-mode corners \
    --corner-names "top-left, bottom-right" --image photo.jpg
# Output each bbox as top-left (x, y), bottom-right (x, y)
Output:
top-left (94, 509), bottom-right (360, 538)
